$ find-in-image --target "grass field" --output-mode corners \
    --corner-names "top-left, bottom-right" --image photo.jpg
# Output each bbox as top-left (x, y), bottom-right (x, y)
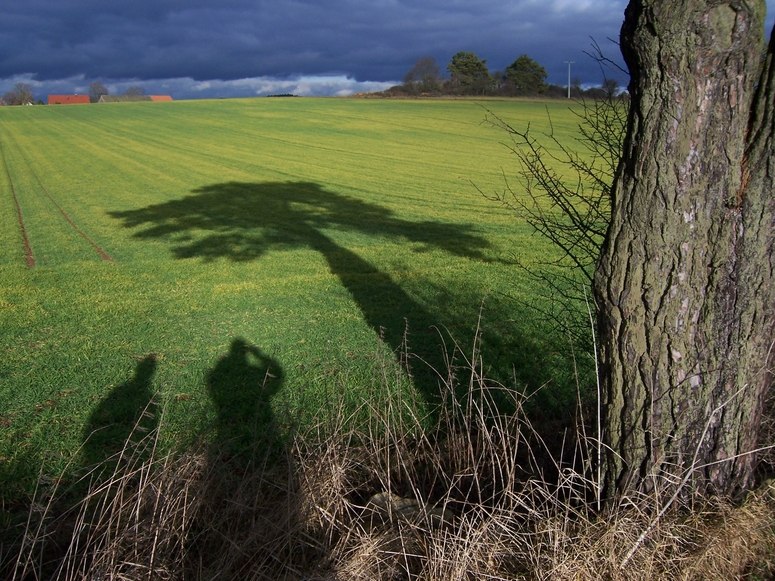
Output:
top-left (0, 97), bottom-right (590, 496)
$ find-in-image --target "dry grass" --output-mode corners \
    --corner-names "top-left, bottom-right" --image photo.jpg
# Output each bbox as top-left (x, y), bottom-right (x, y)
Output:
top-left (3, 346), bottom-right (774, 580)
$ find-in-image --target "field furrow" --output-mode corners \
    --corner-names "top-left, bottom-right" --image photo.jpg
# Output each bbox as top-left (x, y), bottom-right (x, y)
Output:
top-left (0, 128), bottom-right (113, 265)
top-left (15, 135), bottom-right (113, 262)
top-left (0, 137), bottom-right (35, 267)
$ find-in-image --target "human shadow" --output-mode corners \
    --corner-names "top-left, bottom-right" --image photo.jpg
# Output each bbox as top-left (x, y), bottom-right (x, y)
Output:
top-left (110, 181), bottom-right (497, 408)
top-left (81, 354), bottom-right (159, 472)
top-left (207, 338), bottom-right (284, 458)
top-left (183, 339), bottom-right (288, 575)
top-left (0, 357), bottom-right (160, 579)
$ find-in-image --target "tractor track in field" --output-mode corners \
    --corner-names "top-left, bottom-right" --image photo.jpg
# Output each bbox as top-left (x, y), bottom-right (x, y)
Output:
top-left (0, 141), bottom-right (35, 268)
top-left (29, 171), bottom-right (114, 262)
top-left (5, 129), bottom-right (114, 263)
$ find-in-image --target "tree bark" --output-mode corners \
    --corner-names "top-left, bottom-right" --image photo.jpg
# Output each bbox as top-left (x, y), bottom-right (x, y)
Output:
top-left (595, 0), bottom-right (775, 499)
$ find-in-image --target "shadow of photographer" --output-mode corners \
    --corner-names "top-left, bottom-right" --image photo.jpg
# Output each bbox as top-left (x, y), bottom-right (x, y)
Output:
top-left (184, 338), bottom-right (291, 575)
top-left (206, 338), bottom-right (284, 458)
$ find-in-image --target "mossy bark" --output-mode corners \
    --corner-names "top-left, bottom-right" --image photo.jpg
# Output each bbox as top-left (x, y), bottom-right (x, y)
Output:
top-left (595, 0), bottom-right (774, 499)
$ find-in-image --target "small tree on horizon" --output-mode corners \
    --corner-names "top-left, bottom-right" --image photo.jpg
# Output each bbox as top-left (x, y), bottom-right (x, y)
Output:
top-left (447, 51), bottom-right (491, 95)
top-left (403, 56), bottom-right (443, 94)
top-left (2, 83), bottom-right (34, 106)
top-left (504, 54), bottom-right (548, 96)
top-left (89, 81), bottom-right (109, 103)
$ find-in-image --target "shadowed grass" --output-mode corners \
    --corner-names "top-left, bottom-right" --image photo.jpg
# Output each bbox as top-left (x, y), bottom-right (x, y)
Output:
top-left (3, 339), bottom-right (773, 580)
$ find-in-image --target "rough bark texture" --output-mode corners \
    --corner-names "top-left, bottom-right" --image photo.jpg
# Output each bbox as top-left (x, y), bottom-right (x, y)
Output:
top-left (595, 0), bottom-right (775, 499)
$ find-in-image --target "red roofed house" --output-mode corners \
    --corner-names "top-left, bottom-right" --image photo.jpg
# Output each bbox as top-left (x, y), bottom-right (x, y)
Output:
top-left (149, 95), bottom-right (173, 102)
top-left (48, 94), bottom-right (90, 105)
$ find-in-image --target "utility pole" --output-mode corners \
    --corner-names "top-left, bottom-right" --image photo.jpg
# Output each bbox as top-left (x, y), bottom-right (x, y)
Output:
top-left (564, 60), bottom-right (575, 99)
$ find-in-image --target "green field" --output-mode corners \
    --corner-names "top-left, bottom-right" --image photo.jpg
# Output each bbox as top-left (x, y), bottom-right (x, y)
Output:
top-left (0, 97), bottom-right (588, 493)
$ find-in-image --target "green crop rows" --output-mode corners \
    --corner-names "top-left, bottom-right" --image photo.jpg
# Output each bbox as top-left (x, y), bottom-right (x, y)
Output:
top-left (0, 97), bottom-right (587, 493)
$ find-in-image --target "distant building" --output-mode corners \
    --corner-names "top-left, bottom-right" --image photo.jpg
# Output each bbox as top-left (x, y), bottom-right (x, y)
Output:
top-left (48, 94), bottom-right (90, 105)
top-left (98, 95), bottom-right (174, 103)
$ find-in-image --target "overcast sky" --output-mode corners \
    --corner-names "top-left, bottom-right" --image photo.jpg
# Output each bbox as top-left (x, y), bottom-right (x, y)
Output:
top-left (2, 1), bottom-right (774, 100)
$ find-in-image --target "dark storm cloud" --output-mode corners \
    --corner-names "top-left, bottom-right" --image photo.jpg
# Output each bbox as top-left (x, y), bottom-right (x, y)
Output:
top-left (2, 1), bottom-right (774, 99)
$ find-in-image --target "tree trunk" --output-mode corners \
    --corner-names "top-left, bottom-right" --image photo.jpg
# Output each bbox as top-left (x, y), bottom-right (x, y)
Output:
top-left (594, 0), bottom-right (775, 500)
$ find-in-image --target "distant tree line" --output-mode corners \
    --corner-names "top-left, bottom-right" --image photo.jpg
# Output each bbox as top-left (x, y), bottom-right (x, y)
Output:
top-left (1, 53), bottom-right (619, 105)
top-left (89, 82), bottom-right (146, 103)
top-left (0, 81), bottom-right (147, 106)
top-left (389, 52), bottom-right (620, 98)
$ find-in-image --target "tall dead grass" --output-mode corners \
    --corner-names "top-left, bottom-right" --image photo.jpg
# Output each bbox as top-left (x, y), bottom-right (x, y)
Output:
top-left (3, 342), bottom-right (774, 580)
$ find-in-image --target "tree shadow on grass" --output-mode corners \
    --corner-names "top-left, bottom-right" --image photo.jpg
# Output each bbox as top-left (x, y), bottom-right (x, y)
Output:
top-left (110, 181), bottom-right (498, 408)
top-left (111, 181), bottom-right (491, 264)
top-left (109, 181), bottom-right (578, 418)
